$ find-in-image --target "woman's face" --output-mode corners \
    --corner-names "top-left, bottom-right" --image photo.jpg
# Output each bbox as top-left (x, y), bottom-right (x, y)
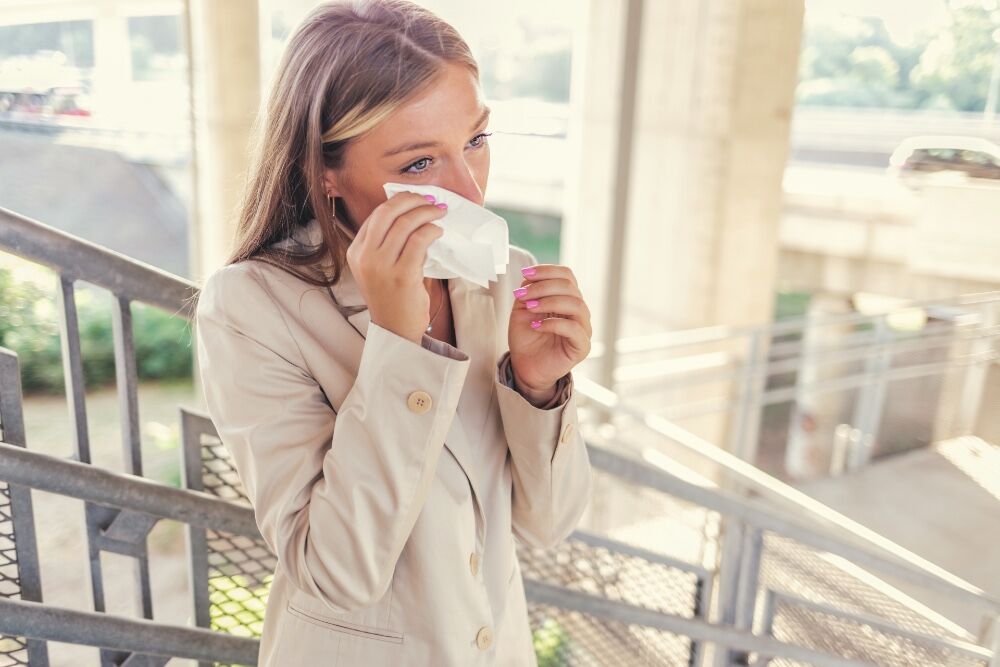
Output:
top-left (324, 62), bottom-right (491, 231)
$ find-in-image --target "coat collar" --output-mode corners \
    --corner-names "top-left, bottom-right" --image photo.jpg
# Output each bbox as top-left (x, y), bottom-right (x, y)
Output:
top-left (272, 218), bottom-right (498, 520)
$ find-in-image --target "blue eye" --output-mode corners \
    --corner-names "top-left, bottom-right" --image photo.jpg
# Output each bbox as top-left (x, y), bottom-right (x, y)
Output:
top-left (469, 131), bottom-right (492, 148)
top-left (400, 132), bottom-right (493, 175)
top-left (404, 158), bottom-right (431, 174)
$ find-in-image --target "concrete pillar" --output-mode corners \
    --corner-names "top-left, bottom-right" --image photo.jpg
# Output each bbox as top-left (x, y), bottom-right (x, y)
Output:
top-left (185, 0), bottom-right (262, 282)
top-left (562, 0), bottom-right (804, 454)
top-left (91, 9), bottom-right (133, 124)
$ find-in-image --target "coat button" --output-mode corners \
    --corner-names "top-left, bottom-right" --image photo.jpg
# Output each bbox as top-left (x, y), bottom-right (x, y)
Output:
top-left (560, 423), bottom-right (575, 444)
top-left (406, 390), bottom-right (432, 414)
top-left (476, 625), bottom-right (493, 650)
top-left (469, 552), bottom-right (479, 576)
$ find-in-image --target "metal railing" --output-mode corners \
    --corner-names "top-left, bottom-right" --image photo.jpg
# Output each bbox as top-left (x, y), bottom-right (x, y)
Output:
top-left (580, 291), bottom-right (999, 462)
top-left (1, 206), bottom-right (998, 666)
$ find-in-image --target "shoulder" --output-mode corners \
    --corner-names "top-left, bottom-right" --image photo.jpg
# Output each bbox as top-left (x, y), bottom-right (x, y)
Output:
top-left (194, 260), bottom-right (308, 367)
top-left (195, 260), bottom-right (272, 326)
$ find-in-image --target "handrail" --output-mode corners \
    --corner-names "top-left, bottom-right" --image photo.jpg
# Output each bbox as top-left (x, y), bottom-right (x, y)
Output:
top-left (524, 579), bottom-right (877, 667)
top-left (0, 207), bottom-right (198, 317)
top-left (613, 345), bottom-right (996, 401)
top-left (584, 291), bottom-right (1000, 359)
top-left (582, 437), bottom-right (1000, 616)
top-left (759, 590), bottom-right (993, 662)
top-left (0, 440), bottom-right (257, 537)
top-left (0, 598), bottom-right (259, 665)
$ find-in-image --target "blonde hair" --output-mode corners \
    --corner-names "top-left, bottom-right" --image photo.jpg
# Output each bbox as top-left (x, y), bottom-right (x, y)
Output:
top-left (224, 0), bottom-right (479, 287)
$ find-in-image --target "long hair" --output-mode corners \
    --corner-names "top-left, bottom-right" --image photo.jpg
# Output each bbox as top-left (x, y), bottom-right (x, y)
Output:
top-left (223, 0), bottom-right (479, 287)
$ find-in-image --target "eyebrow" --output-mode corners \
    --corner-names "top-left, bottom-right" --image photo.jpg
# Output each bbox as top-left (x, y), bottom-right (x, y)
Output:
top-left (382, 105), bottom-right (491, 158)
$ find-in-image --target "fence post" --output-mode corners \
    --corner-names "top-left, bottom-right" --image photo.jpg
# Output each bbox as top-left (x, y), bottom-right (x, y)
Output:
top-left (850, 316), bottom-right (891, 464)
top-left (0, 349), bottom-right (50, 666)
top-left (988, 613), bottom-right (1000, 667)
top-left (712, 518), bottom-right (745, 667)
top-left (728, 330), bottom-right (769, 465)
top-left (956, 299), bottom-right (998, 435)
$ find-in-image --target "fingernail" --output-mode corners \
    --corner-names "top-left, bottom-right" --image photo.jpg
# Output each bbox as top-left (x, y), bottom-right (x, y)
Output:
top-left (435, 202), bottom-right (448, 209)
top-left (525, 299), bottom-right (539, 308)
top-left (423, 194), bottom-right (437, 203)
top-left (513, 287), bottom-right (528, 298)
top-left (521, 267), bottom-right (536, 277)
top-left (530, 320), bottom-right (542, 329)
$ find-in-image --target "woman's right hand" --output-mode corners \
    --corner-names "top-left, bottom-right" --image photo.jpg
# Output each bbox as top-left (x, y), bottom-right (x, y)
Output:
top-left (346, 192), bottom-right (448, 344)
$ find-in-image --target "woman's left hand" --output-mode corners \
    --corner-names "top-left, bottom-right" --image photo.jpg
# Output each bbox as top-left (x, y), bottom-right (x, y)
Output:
top-left (508, 263), bottom-right (592, 404)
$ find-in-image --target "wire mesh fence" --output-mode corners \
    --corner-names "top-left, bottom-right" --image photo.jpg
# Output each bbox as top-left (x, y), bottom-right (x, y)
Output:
top-left (518, 534), bottom-right (708, 666)
top-left (752, 532), bottom-right (989, 667)
top-left (0, 483), bottom-right (29, 667)
top-left (183, 416), bottom-right (274, 667)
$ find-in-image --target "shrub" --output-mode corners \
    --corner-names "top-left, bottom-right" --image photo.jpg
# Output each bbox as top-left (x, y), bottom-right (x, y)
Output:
top-left (0, 266), bottom-right (193, 394)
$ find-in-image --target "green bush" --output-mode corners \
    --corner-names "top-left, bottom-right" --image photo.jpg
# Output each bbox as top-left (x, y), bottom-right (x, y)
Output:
top-left (533, 617), bottom-right (570, 666)
top-left (0, 266), bottom-right (193, 394)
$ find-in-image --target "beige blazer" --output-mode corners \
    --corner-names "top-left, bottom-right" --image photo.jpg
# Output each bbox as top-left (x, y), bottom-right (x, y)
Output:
top-left (193, 217), bottom-right (593, 666)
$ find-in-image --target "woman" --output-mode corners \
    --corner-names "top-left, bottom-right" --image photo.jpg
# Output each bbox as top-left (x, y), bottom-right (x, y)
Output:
top-left (193, 1), bottom-right (593, 664)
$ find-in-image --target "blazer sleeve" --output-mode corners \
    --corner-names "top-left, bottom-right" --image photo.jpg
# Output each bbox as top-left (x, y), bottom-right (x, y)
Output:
top-left (494, 250), bottom-right (593, 550)
top-left (193, 264), bottom-right (471, 613)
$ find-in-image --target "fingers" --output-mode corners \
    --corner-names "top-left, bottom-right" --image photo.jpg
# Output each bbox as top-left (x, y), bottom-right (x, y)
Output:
top-left (524, 316), bottom-right (590, 354)
top-left (514, 293), bottom-right (592, 337)
top-left (513, 275), bottom-right (587, 311)
top-left (349, 192), bottom-right (447, 281)
top-left (366, 192), bottom-right (443, 253)
top-left (381, 205), bottom-right (445, 267)
top-left (518, 263), bottom-right (578, 289)
top-left (397, 220), bottom-right (445, 277)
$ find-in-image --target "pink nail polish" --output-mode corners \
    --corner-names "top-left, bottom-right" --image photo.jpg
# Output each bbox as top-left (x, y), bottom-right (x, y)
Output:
top-left (521, 267), bottom-right (536, 277)
top-left (423, 194), bottom-right (436, 203)
top-left (525, 299), bottom-right (539, 308)
top-left (530, 320), bottom-right (542, 329)
top-left (435, 202), bottom-right (448, 209)
top-left (513, 287), bottom-right (528, 298)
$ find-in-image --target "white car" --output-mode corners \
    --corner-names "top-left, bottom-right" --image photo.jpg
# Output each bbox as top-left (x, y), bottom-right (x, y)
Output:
top-left (887, 135), bottom-right (1000, 184)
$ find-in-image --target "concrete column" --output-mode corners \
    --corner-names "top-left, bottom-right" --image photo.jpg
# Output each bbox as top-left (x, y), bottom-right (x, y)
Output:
top-left (91, 8), bottom-right (133, 124)
top-left (185, 0), bottom-right (262, 282)
top-left (562, 0), bottom-right (804, 454)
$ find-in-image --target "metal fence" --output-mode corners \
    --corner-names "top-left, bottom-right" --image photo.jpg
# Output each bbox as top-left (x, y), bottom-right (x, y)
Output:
top-left (1, 207), bottom-right (999, 666)
top-left (579, 292), bottom-right (1000, 473)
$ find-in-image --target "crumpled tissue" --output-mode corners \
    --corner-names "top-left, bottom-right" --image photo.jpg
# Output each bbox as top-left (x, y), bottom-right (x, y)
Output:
top-left (382, 182), bottom-right (509, 288)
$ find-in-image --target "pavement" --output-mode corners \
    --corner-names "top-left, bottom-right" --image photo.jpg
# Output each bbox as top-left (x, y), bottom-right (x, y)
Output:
top-left (796, 433), bottom-right (1000, 637)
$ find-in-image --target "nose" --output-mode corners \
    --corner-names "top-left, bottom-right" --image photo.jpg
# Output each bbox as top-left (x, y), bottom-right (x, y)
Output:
top-left (438, 158), bottom-right (485, 206)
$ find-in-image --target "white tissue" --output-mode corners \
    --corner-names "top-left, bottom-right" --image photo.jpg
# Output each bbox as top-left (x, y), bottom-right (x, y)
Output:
top-left (382, 182), bottom-right (509, 288)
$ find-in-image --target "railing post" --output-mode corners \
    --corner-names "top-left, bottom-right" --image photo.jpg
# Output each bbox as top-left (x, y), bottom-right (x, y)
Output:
top-left (728, 329), bottom-right (768, 465)
top-left (988, 613), bottom-right (1000, 667)
top-left (0, 349), bottom-right (50, 666)
top-left (956, 299), bottom-right (998, 435)
top-left (734, 527), bottom-right (764, 632)
top-left (850, 315), bottom-right (891, 466)
top-left (727, 526), bottom-right (764, 666)
top-left (756, 589), bottom-right (778, 666)
top-left (713, 517), bottom-right (745, 667)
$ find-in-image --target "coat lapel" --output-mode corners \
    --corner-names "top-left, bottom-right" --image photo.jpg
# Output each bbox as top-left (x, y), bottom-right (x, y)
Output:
top-left (314, 220), bottom-right (498, 525)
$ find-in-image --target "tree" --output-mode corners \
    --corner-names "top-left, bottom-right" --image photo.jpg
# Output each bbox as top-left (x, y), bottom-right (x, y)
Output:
top-left (909, 1), bottom-right (1000, 112)
top-left (796, 1), bottom-right (1000, 112)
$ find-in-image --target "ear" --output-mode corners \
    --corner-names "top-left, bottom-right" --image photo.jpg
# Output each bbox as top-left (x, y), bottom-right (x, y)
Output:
top-left (323, 167), bottom-right (343, 198)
